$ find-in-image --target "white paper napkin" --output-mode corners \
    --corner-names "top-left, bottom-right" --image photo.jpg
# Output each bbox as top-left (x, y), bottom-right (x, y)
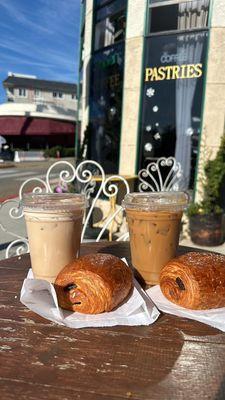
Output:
top-left (20, 269), bottom-right (160, 328)
top-left (148, 285), bottom-right (225, 332)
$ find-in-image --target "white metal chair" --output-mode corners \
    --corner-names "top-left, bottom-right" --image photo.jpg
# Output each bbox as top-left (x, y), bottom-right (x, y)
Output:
top-left (138, 157), bottom-right (183, 192)
top-left (0, 160), bottom-right (130, 258)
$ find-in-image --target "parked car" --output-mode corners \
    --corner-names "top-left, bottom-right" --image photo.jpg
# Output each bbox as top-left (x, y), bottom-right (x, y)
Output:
top-left (0, 146), bottom-right (14, 161)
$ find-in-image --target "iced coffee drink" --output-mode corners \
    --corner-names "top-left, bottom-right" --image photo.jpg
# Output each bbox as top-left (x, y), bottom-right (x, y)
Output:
top-left (22, 193), bottom-right (87, 283)
top-left (123, 192), bottom-right (188, 285)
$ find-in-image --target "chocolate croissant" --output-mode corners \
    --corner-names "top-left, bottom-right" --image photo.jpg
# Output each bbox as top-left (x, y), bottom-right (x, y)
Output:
top-left (54, 253), bottom-right (133, 314)
top-left (160, 252), bottom-right (225, 310)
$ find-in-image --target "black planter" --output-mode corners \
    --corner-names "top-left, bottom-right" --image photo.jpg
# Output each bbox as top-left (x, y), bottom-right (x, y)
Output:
top-left (189, 213), bottom-right (224, 246)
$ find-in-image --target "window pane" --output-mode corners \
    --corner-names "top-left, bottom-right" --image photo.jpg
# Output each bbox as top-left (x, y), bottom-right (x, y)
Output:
top-left (88, 43), bottom-right (125, 173)
top-left (96, 0), bottom-right (126, 22)
top-left (150, 4), bottom-right (179, 32)
top-left (149, 0), bottom-right (209, 33)
top-left (139, 31), bottom-right (208, 189)
top-left (94, 10), bottom-right (126, 50)
top-left (95, 0), bottom-right (112, 8)
top-left (19, 88), bottom-right (26, 96)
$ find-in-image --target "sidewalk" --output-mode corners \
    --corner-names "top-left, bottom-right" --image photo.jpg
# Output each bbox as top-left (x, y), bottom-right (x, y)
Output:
top-left (179, 237), bottom-right (225, 255)
top-left (0, 161), bottom-right (15, 168)
top-left (0, 198), bottom-right (27, 259)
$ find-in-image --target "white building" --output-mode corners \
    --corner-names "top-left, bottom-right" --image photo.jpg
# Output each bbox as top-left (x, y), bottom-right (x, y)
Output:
top-left (0, 73), bottom-right (79, 149)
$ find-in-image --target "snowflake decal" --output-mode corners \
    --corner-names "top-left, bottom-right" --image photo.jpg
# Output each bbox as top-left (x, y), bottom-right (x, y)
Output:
top-left (98, 96), bottom-right (106, 106)
top-left (154, 132), bottom-right (161, 140)
top-left (146, 87), bottom-right (155, 98)
top-left (186, 127), bottom-right (194, 136)
top-left (144, 142), bottom-right (153, 152)
top-left (110, 107), bottom-right (117, 116)
top-left (145, 125), bottom-right (152, 132)
top-left (153, 105), bottom-right (159, 112)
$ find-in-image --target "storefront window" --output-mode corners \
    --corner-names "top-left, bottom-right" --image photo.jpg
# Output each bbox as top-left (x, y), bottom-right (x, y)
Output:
top-left (77, 0), bottom-right (86, 158)
top-left (94, 0), bottom-right (126, 51)
top-left (148, 0), bottom-right (209, 33)
top-left (88, 43), bottom-right (125, 172)
top-left (87, 0), bottom-right (127, 172)
top-left (95, 0), bottom-right (115, 8)
top-left (139, 31), bottom-right (208, 189)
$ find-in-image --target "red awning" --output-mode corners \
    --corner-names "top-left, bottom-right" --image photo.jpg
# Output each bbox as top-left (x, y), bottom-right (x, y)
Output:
top-left (0, 116), bottom-right (25, 135)
top-left (0, 116), bottom-right (75, 136)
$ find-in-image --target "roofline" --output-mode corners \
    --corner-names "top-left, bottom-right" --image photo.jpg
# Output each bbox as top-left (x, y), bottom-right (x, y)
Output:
top-left (3, 77), bottom-right (77, 94)
top-left (0, 111), bottom-right (77, 122)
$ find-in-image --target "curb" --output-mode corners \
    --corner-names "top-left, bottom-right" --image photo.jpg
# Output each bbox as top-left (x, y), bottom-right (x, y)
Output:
top-left (0, 162), bottom-right (15, 169)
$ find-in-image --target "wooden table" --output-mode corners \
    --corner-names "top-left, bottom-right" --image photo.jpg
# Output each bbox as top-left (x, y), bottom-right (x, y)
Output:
top-left (1, 241), bottom-right (225, 400)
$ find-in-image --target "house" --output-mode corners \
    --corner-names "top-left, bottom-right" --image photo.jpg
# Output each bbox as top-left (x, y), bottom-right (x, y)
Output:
top-left (0, 73), bottom-right (78, 150)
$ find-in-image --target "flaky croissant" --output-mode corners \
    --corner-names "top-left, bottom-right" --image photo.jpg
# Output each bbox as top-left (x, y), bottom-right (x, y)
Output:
top-left (160, 252), bottom-right (225, 310)
top-left (54, 253), bottom-right (133, 314)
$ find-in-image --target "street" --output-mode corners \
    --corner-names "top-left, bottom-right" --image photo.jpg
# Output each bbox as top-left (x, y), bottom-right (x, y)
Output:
top-left (0, 157), bottom-right (75, 200)
top-left (0, 157), bottom-right (75, 259)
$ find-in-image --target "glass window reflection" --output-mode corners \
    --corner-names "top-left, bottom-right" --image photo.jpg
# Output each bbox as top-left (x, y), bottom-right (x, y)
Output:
top-left (89, 43), bottom-right (125, 173)
top-left (94, 0), bottom-right (126, 51)
top-left (139, 31), bottom-right (208, 189)
top-left (149, 0), bottom-right (209, 33)
top-left (95, 0), bottom-right (113, 8)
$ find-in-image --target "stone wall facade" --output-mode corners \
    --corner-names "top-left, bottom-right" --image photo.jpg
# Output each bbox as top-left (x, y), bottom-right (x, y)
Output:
top-left (81, 0), bottom-right (225, 191)
top-left (119, 0), bottom-right (147, 175)
top-left (195, 0), bottom-right (225, 200)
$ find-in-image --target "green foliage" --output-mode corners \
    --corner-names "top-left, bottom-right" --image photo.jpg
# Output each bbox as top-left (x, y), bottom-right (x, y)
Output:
top-left (187, 201), bottom-right (223, 216)
top-left (44, 146), bottom-right (75, 158)
top-left (187, 135), bottom-right (225, 216)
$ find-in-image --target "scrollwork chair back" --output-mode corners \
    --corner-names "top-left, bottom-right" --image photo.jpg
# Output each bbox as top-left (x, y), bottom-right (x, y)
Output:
top-left (138, 157), bottom-right (183, 192)
top-left (0, 160), bottom-right (130, 258)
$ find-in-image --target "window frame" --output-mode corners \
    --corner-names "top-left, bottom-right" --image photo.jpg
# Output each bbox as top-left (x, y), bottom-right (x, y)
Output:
top-left (138, 0), bottom-right (211, 186)
top-left (94, 0), bottom-right (117, 10)
top-left (146, 26), bottom-right (209, 38)
top-left (34, 89), bottom-right (42, 98)
top-left (52, 91), bottom-right (64, 99)
top-left (147, 0), bottom-right (210, 36)
top-left (149, 0), bottom-right (201, 7)
top-left (18, 88), bottom-right (27, 97)
top-left (93, 0), bottom-right (127, 52)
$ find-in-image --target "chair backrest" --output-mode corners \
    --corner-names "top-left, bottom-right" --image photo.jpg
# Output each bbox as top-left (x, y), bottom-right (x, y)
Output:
top-left (138, 157), bottom-right (183, 192)
top-left (0, 160), bottom-right (130, 258)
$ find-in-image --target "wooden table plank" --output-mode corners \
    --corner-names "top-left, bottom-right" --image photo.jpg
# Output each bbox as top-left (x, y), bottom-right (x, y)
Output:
top-left (1, 318), bottom-right (225, 399)
top-left (0, 241), bottom-right (225, 400)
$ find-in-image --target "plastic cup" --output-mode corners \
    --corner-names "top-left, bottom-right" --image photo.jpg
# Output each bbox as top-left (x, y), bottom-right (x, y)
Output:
top-left (123, 192), bottom-right (189, 285)
top-left (22, 193), bottom-right (87, 283)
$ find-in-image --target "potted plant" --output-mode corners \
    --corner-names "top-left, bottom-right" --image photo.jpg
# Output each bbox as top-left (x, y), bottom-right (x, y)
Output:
top-left (187, 134), bottom-right (225, 246)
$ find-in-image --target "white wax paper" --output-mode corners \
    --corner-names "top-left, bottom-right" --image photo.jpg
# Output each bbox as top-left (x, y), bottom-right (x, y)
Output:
top-left (148, 285), bottom-right (225, 332)
top-left (20, 268), bottom-right (160, 329)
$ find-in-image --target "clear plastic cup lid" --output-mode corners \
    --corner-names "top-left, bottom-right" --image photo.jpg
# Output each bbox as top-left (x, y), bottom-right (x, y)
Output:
top-left (22, 193), bottom-right (88, 212)
top-left (122, 192), bottom-right (189, 211)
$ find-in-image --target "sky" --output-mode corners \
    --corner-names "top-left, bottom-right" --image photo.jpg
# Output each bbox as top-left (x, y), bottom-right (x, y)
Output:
top-left (0, 0), bottom-right (81, 103)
